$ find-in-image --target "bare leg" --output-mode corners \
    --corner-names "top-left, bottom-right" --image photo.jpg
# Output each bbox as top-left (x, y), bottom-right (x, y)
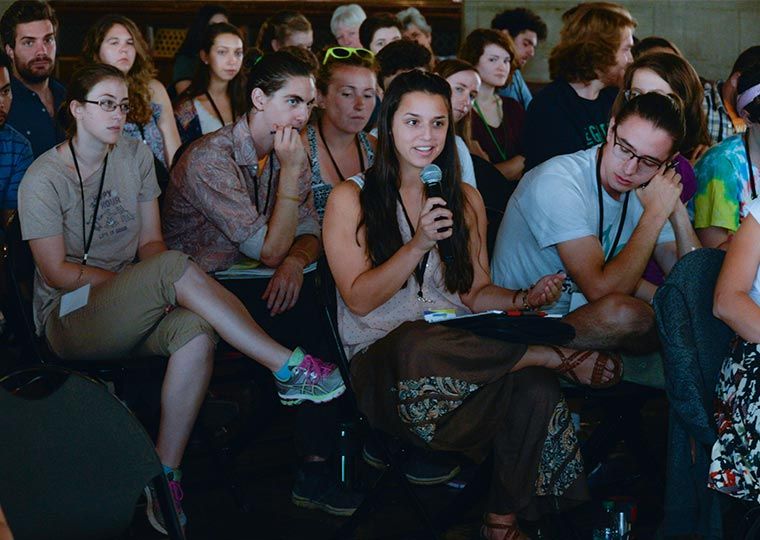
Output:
top-left (156, 334), bottom-right (215, 468)
top-left (563, 293), bottom-right (659, 354)
top-left (173, 262), bottom-right (291, 372)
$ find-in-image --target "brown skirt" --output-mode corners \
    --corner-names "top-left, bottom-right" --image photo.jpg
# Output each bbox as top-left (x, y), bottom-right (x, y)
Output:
top-left (350, 320), bottom-right (588, 517)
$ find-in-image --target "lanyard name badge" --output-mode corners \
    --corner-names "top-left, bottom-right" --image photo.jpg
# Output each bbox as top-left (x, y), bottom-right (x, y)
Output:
top-left (59, 140), bottom-right (109, 317)
top-left (569, 146), bottom-right (630, 312)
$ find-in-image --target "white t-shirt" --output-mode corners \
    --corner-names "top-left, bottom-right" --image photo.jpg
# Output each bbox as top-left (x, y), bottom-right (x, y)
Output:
top-left (455, 135), bottom-right (476, 188)
top-left (492, 146), bottom-right (675, 315)
top-left (746, 198), bottom-right (760, 307)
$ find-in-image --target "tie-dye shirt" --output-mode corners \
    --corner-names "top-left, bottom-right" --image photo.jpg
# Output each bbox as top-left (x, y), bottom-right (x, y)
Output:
top-left (694, 134), bottom-right (759, 232)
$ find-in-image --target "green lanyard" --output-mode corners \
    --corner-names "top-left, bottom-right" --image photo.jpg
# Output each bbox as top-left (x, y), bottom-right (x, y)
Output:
top-left (473, 99), bottom-right (508, 162)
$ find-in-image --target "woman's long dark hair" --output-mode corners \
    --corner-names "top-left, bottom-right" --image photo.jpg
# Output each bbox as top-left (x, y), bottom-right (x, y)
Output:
top-left (360, 69), bottom-right (474, 294)
top-left (179, 23), bottom-right (247, 120)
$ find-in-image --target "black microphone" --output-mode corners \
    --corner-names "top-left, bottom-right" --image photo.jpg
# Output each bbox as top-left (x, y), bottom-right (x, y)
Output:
top-left (419, 164), bottom-right (454, 263)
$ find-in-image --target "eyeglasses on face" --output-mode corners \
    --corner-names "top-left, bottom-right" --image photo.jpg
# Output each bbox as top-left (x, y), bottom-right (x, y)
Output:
top-left (322, 46), bottom-right (374, 65)
top-left (82, 98), bottom-right (130, 114)
top-left (612, 129), bottom-right (665, 173)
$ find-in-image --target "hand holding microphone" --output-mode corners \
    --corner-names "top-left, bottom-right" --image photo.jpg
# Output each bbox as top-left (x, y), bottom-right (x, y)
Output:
top-left (419, 164), bottom-right (454, 263)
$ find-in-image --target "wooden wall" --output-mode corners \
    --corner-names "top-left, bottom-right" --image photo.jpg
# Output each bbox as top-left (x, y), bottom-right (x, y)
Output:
top-left (47, 0), bottom-right (462, 86)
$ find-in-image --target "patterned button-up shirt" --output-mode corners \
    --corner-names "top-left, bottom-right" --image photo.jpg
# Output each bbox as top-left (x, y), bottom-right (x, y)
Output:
top-left (162, 114), bottom-right (320, 272)
top-left (703, 80), bottom-right (745, 144)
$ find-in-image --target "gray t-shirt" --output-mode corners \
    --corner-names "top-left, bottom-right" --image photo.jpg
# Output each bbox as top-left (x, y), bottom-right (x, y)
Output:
top-left (18, 136), bottom-right (159, 334)
top-left (492, 146), bottom-right (675, 315)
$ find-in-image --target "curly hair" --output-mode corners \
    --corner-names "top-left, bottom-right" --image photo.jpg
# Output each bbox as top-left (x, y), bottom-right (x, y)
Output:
top-left (490, 7), bottom-right (547, 41)
top-left (458, 28), bottom-right (517, 87)
top-left (549, 5), bottom-right (635, 83)
top-left (611, 52), bottom-right (709, 158)
top-left (80, 14), bottom-right (156, 126)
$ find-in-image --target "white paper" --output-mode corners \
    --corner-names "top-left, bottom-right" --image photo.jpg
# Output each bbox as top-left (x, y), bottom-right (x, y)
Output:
top-left (59, 283), bottom-right (91, 317)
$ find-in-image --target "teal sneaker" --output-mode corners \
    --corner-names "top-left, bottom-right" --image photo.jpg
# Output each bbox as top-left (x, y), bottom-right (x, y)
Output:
top-left (145, 468), bottom-right (186, 535)
top-left (275, 350), bottom-right (346, 405)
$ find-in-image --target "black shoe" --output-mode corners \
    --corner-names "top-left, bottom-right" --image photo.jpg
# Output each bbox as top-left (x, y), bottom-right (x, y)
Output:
top-left (291, 462), bottom-right (364, 517)
top-left (362, 437), bottom-right (461, 486)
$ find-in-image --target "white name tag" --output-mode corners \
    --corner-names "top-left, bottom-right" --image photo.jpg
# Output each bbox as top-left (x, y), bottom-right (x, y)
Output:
top-left (59, 283), bottom-right (91, 317)
top-left (569, 291), bottom-right (589, 312)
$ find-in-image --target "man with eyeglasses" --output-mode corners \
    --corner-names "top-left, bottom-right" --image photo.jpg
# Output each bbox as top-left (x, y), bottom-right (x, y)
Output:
top-left (492, 92), bottom-right (700, 352)
top-left (0, 0), bottom-right (65, 157)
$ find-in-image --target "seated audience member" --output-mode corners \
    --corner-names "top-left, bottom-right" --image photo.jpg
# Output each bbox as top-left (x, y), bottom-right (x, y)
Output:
top-left (695, 66), bottom-right (760, 249)
top-left (171, 4), bottom-right (229, 96)
top-left (330, 4), bottom-right (366, 48)
top-left (81, 15), bottom-right (181, 176)
top-left (165, 48), bottom-right (355, 517)
top-left (493, 93), bottom-right (700, 352)
top-left (163, 48), bottom-right (319, 281)
top-left (174, 23), bottom-right (246, 146)
top-left (459, 29), bottom-right (525, 181)
top-left (610, 53), bottom-right (708, 285)
top-left (433, 59), bottom-right (480, 187)
top-left (256, 11), bottom-right (313, 53)
top-left (709, 72), bottom-right (760, 497)
top-left (434, 58), bottom-right (516, 254)
top-left (304, 46), bottom-right (377, 220)
top-left (0, 0), bottom-right (64, 158)
top-left (324, 69), bottom-right (622, 540)
top-left (631, 36), bottom-right (682, 59)
top-left (359, 12), bottom-right (402, 54)
top-left (396, 7), bottom-right (433, 58)
top-left (703, 46), bottom-right (760, 144)
top-left (17, 64), bottom-right (344, 534)
top-left (376, 38), bottom-right (431, 91)
top-left (523, 3), bottom-right (635, 171)
top-left (490, 7), bottom-right (547, 109)
top-left (0, 51), bottom-right (32, 226)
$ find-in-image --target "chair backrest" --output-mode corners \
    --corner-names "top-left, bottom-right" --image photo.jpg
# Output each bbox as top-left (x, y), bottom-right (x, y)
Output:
top-left (653, 248), bottom-right (734, 445)
top-left (3, 214), bottom-right (44, 364)
top-left (0, 367), bottom-right (183, 540)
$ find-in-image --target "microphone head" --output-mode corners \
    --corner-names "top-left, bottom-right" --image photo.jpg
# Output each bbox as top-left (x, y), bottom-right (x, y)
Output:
top-left (420, 164), bottom-right (443, 186)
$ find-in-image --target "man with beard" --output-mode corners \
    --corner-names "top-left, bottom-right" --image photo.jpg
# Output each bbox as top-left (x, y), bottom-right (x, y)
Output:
top-left (491, 7), bottom-right (547, 110)
top-left (0, 51), bottom-right (33, 226)
top-left (0, 1), bottom-right (64, 157)
top-left (522, 3), bottom-right (635, 171)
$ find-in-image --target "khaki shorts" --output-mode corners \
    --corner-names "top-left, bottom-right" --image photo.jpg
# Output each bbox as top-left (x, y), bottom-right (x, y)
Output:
top-left (46, 250), bottom-right (217, 360)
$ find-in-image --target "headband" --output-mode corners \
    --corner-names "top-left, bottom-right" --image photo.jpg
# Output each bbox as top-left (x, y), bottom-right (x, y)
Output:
top-left (737, 82), bottom-right (760, 113)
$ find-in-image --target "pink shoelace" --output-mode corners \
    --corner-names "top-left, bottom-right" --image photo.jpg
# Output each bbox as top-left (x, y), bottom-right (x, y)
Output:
top-left (297, 354), bottom-right (334, 382)
top-left (168, 479), bottom-right (184, 504)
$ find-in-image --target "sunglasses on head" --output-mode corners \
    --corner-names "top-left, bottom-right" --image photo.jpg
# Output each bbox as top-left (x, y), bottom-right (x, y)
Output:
top-left (322, 46), bottom-right (374, 65)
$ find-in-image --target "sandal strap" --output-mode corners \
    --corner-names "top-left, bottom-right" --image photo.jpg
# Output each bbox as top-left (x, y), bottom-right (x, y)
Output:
top-left (551, 346), bottom-right (593, 383)
top-left (481, 522), bottom-right (526, 540)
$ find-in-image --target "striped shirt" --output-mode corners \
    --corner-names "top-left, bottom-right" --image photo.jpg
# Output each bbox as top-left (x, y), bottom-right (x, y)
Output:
top-left (0, 123), bottom-right (33, 209)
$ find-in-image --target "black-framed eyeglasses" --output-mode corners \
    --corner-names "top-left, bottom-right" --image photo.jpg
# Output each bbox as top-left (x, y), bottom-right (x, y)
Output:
top-left (612, 128), bottom-right (665, 173)
top-left (83, 98), bottom-right (130, 114)
top-left (322, 46), bottom-right (374, 65)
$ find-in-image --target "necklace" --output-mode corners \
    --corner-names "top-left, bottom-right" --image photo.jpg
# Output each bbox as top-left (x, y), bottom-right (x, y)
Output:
top-left (317, 120), bottom-right (365, 182)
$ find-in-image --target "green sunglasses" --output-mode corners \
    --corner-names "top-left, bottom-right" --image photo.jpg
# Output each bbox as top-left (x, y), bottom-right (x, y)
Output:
top-left (322, 46), bottom-right (374, 65)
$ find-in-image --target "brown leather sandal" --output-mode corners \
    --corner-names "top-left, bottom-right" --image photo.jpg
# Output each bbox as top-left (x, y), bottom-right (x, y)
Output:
top-left (480, 520), bottom-right (531, 540)
top-left (550, 346), bottom-right (623, 389)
